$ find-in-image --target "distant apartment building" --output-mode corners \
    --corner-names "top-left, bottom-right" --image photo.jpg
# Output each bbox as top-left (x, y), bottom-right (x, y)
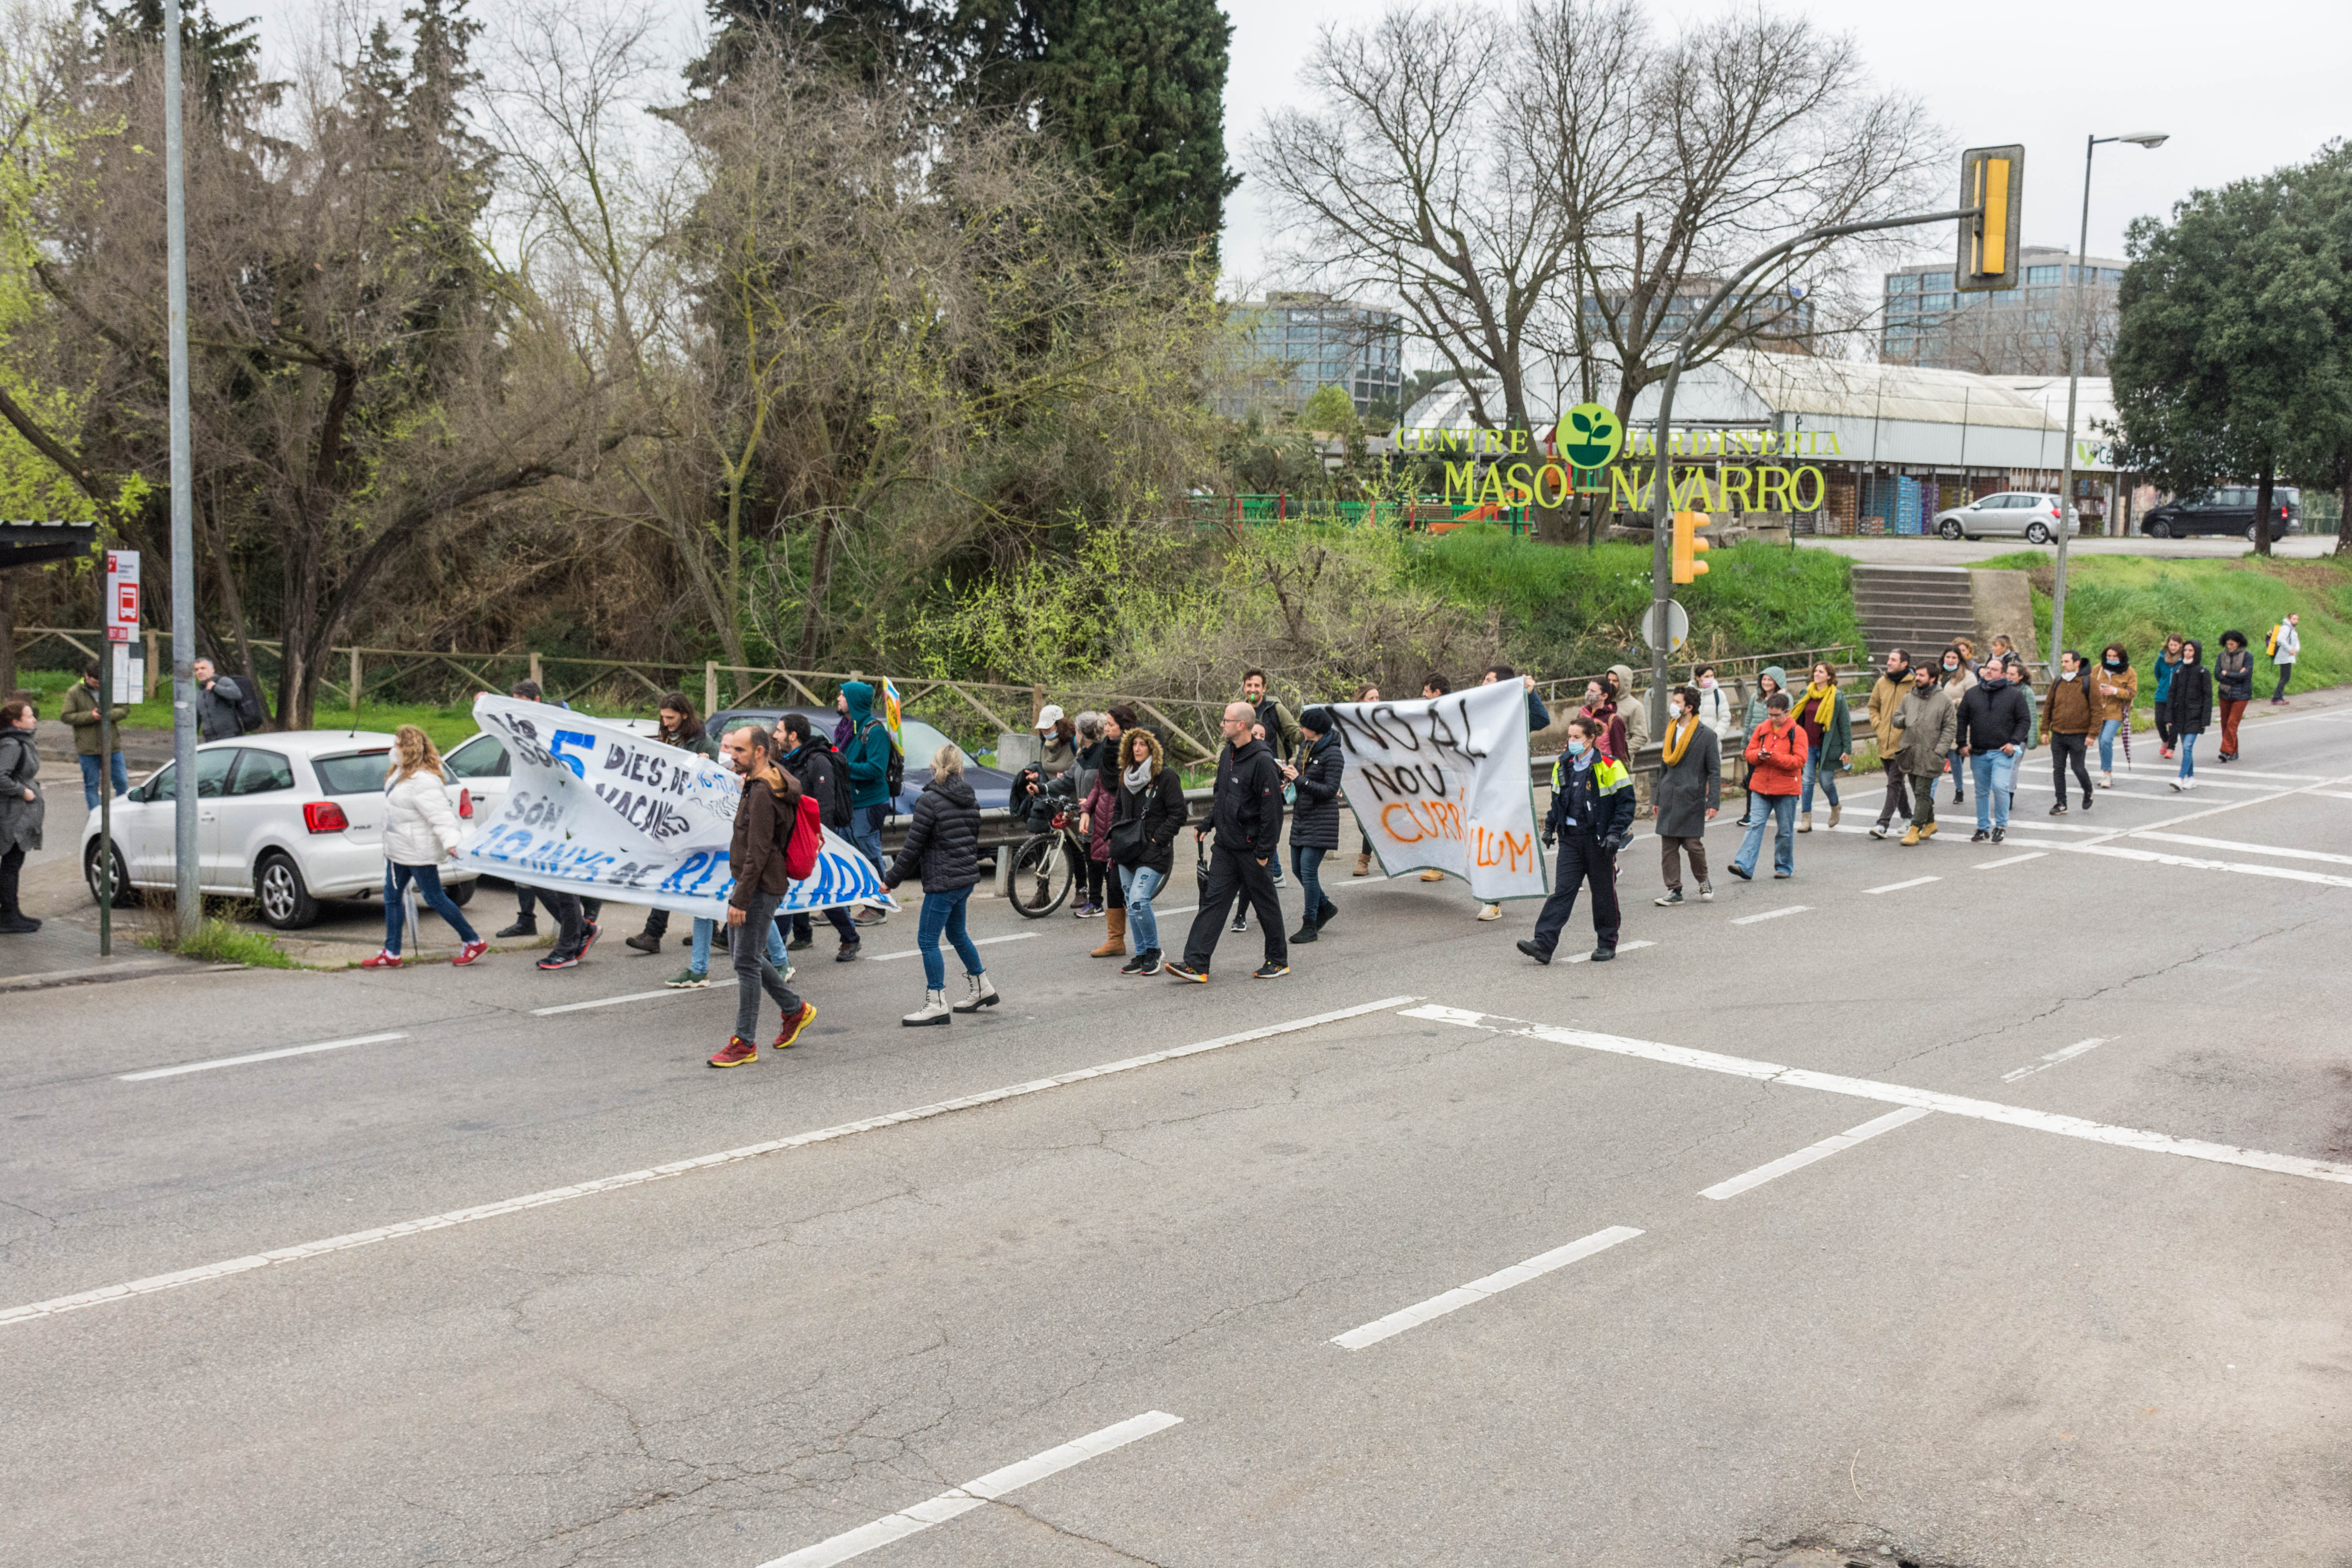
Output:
top-left (1880, 247), bottom-right (2125, 375)
top-left (1580, 285), bottom-right (1817, 356)
top-left (1223, 292), bottom-right (1405, 419)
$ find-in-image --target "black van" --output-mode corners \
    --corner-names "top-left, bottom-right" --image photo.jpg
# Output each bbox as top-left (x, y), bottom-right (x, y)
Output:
top-left (2141, 486), bottom-right (2302, 539)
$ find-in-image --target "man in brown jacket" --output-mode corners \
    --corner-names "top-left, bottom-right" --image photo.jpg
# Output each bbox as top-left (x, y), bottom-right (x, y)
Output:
top-left (1865, 648), bottom-right (1911, 839)
top-left (2040, 650), bottom-right (2097, 815)
top-left (709, 724), bottom-right (817, 1069)
top-left (62, 661), bottom-right (130, 808)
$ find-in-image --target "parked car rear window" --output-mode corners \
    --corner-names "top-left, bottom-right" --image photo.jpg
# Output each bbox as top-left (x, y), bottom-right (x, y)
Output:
top-left (313, 749), bottom-right (393, 795)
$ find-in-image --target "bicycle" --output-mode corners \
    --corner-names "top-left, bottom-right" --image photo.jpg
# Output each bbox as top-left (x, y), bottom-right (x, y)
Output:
top-left (1006, 780), bottom-right (1083, 918)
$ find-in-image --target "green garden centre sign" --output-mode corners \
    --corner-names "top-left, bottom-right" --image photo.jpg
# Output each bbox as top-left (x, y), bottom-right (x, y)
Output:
top-left (1397, 405), bottom-right (1832, 514)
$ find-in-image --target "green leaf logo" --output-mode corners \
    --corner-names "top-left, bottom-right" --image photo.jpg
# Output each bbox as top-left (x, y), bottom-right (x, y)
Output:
top-left (1560, 401), bottom-right (1623, 470)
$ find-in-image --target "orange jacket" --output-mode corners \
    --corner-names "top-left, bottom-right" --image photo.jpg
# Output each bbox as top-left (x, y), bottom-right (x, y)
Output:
top-left (1743, 717), bottom-right (1808, 797)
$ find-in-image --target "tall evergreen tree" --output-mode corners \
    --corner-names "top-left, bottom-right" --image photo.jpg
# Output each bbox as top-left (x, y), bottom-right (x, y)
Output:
top-left (689, 0), bottom-right (956, 96)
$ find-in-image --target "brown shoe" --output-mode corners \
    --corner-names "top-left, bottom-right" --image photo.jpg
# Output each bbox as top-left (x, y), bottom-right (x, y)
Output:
top-left (708, 1036), bottom-right (758, 1069)
top-left (1352, 853), bottom-right (1372, 877)
top-left (1091, 907), bottom-right (1127, 958)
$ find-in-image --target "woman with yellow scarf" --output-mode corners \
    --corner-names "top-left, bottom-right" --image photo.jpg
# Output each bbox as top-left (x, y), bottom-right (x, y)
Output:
top-left (1793, 660), bottom-right (1853, 832)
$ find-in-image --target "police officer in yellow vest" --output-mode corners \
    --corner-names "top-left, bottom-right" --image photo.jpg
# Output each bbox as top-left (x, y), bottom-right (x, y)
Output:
top-left (1518, 714), bottom-right (1636, 964)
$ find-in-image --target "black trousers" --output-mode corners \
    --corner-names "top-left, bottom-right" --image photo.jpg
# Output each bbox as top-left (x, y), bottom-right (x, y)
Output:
top-left (791, 905), bottom-right (860, 944)
top-left (1876, 761), bottom-right (1911, 828)
top-left (1182, 842), bottom-right (1285, 970)
top-left (0, 844), bottom-right (23, 916)
top-left (2052, 732), bottom-right (2092, 806)
top-left (543, 893), bottom-right (603, 959)
top-left (1530, 834), bottom-right (1620, 955)
top-left (2274, 664), bottom-right (2294, 701)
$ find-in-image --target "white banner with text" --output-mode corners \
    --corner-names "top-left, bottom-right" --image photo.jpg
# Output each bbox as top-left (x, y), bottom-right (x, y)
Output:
top-left (1330, 681), bottom-right (1548, 901)
top-left (457, 697), bottom-right (890, 918)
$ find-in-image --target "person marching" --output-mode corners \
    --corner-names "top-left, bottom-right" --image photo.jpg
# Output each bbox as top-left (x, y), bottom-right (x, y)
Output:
top-left (362, 726), bottom-right (489, 969)
top-left (1350, 683), bottom-right (1381, 876)
top-left (2092, 644), bottom-right (2136, 788)
top-left (1792, 660), bottom-right (1851, 833)
top-left (627, 693), bottom-right (717, 958)
top-left (1890, 660), bottom-right (1956, 845)
top-left (1110, 726), bottom-right (1188, 975)
top-left (2164, 638), bottom-right (2212, 791)
top-left (1956, 656), bottom-right (2029, 843)
top-left (1733, 666), bottom-right (1784, 826)
top-left (2150, 634), bottom-right (2183, 759)
top-left (1516, 715), bottom-right (1634, 964)
top-left (1283, 707), bottom-right (1345, 943)
top-left (1866, 648), bottom-right (1912, 839)
top-left (883, 744), bottom-right (999, 1024)
top-left (2270, 612), bottom-right (2299, 704)
top-left (1651, 685), bottom-right (1719, 906)
top-left (1938, 644), bottom-right (1976, 805)
top-left (1164, 703), bottom-right (1288, 984)
top-left (2042, 649), bottom-right (2096, 814)
top-left (706, 725), bottom-right (818, 1068)
top-left (1729, 691), bottom-right (1805, 879)
top-left (2214, 631), bottom-right (2253, 762)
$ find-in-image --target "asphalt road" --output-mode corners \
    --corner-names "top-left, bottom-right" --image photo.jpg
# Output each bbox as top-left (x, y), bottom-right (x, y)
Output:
top-left (1797, 533), bottom-right (2341, 564)
top-left (7, 694), bottom-right (2352, 1568)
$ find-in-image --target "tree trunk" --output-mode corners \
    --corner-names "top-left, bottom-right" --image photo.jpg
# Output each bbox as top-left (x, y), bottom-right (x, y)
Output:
top-left (203, 489), bottom-right (269, 728)
top-left (0, 570), bottom-right (16, 702)
top-left (795, 510), bottom-right (836, 670)
top-left (2338, 466), bottom-right (2352, 558)
top-left (2252, 461), bottom-right (2274, 557)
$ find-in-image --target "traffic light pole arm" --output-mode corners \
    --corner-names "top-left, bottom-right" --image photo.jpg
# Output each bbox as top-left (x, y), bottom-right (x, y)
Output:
top-left (1645, 205), bottom-right (1982, 735)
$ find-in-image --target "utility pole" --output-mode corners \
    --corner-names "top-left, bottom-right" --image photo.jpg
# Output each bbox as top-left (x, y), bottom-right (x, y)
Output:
top-left (164, 0), bottom-right (198, 923)
top-left (2049, 131), bottom-right (2167, 678)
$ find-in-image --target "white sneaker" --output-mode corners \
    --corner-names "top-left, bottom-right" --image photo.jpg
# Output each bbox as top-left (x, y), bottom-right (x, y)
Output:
top-left (1475, 903), bottom-right (1502, 921)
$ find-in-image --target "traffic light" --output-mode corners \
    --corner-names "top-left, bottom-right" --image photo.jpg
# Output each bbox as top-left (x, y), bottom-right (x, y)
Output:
top-left (1671, 510), bottom-right (1710, 584)
top-left (1957, 144), bottom-right (2024, 292)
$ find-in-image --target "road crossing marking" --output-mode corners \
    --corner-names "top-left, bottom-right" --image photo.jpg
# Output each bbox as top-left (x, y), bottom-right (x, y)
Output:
top-left (3, 997), bottom-right (1419, 1330)
top-left (871, 933), bottom-right (1038, 962)
top-left (1974, 852), bottom-right (2046, 869)
top-left (757, 1411), bottom-right (1183, 1568)
top-left (2067, 841), bottom-right (2352, 890)
top-left (1330, 1227), bottom-right (1643, 1350)
top-left (1864, 876), bottom-right (1940, 894)
top-left (1397, 1004), bottom-right (2352, 1187)
top-left (2129, 832), bottom-right (2352, 867)
top-left (117, 1033), bottom-right (408, 1082)
top-left (1730, 905), bottom-right (1809, 925)
top-left (1698, 1108), bottom-right (1933, 1200)
top-left (530, 989), bottom-right (678, 1016)
top-left (2002, 1037), bottom-right (2111, 1084)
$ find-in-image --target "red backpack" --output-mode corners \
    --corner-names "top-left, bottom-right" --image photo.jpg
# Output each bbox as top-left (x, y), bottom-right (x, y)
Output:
top-left (783, 793), bottom-right (823, 881)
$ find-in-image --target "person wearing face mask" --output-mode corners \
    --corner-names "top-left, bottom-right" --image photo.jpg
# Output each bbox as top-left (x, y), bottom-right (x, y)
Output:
top-left (1650, 685), bottom-right (1719, 905)
top-left (1955, 656), bottom-right (2029, 842)
top-left (1938, 644), bottom-right (1976, 806)
top-left (2213, 631), bottom-right (2253, 762)
top-left (2163, 638), bottom-right (2212, 790)
top-left (1733, 665), bottom-right (1786, 828)
top-left (1865, 648), bottom-right (1913, 839)
top-left (1691, 665), bottom-right (1736, 742)
top-left (1516, 716), bottom-right (1634, 963)
top-left (2092, 644), bottom-right (2136, 788)
top-left (1728, 691), bottom-right (1806, 880)
top-left (2151, 635), bottom-right (2184, 759)
top-left (2041, 650), bottom-right (2096, 814)
top-left (1888, 661), bottom-right (1956, 845)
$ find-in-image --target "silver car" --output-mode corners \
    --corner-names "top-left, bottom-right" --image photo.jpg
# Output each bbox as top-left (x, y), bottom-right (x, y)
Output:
top-left (1933, 491), bottom-right (2076, 544)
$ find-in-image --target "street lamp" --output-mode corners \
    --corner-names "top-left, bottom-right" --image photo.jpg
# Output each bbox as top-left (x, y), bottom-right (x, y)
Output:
top-left (2048, 130), bottom-right (2165, 679)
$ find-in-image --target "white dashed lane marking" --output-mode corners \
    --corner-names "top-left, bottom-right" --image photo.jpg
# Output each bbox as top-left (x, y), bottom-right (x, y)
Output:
top-left (1330, 1227), bottom-right (1644, 1350)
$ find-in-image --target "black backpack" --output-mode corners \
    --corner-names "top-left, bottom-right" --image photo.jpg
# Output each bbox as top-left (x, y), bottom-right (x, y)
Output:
top-left (817, 751), bottom-right (853, 831)
top-left (233, 673), bottom-right (268, 733)
top-left (864, 720), bottom-right (906, 812)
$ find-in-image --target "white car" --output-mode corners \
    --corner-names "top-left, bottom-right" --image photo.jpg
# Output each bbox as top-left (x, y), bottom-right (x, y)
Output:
top-left (439, 716), bottom-right (661, 824)
top-left (82, 731), bottom-right (482, 929)
top-left (1933, 490), bottom-right (2077, 543)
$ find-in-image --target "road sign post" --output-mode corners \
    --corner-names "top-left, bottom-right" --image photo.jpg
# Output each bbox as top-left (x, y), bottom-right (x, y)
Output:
top-left (99, 550), bottom-right (139, 958)
top-left (1636, 600), bottom-right (1690, 655)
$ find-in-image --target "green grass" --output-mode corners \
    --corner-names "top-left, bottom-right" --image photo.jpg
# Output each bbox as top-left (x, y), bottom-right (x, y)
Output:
top-left (138, 911), bottom-right (304, 969)
top-left (1415, 526), bottom-right (1864, 675)
top-left (1973, 550), bottom-right (2352, 694)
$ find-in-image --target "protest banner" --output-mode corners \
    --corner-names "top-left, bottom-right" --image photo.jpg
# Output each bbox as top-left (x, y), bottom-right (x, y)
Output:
top-left (457, 697), bottom-right (892, 918)
top-left (1330, 680), bottom-right (1549, 902)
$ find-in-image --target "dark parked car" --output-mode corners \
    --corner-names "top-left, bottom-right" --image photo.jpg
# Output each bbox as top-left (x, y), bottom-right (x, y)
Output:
top-left (2141, 486), bottom-right (2302, 540)
top-left (704, 707), bottom-right (1016, 815)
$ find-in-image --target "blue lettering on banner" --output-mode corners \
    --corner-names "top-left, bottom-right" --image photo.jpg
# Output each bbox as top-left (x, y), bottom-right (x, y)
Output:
top-left (550, 730), bottom-right (595, 778)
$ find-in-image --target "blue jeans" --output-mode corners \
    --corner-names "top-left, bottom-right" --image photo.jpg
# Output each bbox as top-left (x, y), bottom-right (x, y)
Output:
top-left (1969, 750), bottom-right (2016, 831)
top-left (2178, 732), bottom-right (2199, 780)
top-left (692, 912), bottom-right (784, 976)
top-left (1118, 862), bottom-right (1166, 952)
top-left (916, 884), bottom-right (984, 990)
top-left (1291, 844), bottom-right (1332, 924)
top-left (2098, 718), bottom-right (2122, 773)
top-left (1799, 753), bottom-right (1841, 813)
top-left (1733, 794), bottom-right (1796, 876)
top-left (852, 803), bottom-right (888, 874)
top-left (383, 862), bottom-right (479, 954)
top-left (79, 752), bottom-right (128, 808)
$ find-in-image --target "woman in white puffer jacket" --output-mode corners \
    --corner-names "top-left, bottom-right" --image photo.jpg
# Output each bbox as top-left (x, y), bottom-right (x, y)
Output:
top-left (364, 725), bottom-right (488, 968)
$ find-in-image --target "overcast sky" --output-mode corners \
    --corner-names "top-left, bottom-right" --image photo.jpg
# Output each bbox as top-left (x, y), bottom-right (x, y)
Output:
top-left (214, 0), bottom-right (2349, 294)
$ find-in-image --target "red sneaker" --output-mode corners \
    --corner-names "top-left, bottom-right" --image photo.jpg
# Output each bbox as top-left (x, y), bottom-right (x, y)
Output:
top-left (708, 1036), bottom-right (759, 1069)
top-left (453, 940), bottom-right (489, 966)
top-left (771, 1002), bottom-right (818, 1051)
top-left (359, 950), bottom-right (402, 969)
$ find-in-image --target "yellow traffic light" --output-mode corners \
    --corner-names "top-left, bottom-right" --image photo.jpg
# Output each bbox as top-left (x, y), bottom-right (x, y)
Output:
top-left (1672, 510), bottom-right (1710, 584)
top-left (1958, 144), bottom-right (2025, 292)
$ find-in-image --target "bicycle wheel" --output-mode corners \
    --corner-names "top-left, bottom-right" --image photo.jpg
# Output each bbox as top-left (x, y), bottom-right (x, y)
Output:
top-left (1006, 831), bottom-right (1073, 918)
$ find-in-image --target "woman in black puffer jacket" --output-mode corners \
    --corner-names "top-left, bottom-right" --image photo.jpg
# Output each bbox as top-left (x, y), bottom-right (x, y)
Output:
top-left (1109, 727), bottom-right (1188, 975)
top-left (883, 747), bottom-right (998, 1025)
top-left (1284, 707), bottom-right (1344, 942)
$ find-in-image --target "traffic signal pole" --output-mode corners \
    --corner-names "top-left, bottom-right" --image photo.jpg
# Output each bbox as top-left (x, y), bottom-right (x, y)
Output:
top-left (1644, 204), bottom-right (1984, 737)
top-left (163, 0), bottom-right (199, 924)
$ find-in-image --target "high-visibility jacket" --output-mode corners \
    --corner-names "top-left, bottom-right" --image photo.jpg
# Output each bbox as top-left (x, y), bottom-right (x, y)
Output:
top-left (1546, 752), bottom-right (1635, 844)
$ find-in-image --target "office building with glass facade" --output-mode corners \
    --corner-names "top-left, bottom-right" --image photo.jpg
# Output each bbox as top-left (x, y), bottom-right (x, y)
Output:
top-left (1881, 247), bottom-right (2125, 375)
top-left (1227, 292), bottom-right (1405, 418)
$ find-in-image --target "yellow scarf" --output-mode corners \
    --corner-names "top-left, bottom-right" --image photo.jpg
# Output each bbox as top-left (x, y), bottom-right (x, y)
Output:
top-left (1801, 682), bottom-right (1839, 729)
top-left (1661, 714), bottom-right (1697, 766)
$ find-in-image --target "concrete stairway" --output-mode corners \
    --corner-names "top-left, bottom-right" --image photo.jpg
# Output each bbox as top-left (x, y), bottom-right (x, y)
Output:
top-left (1851, 564), bottom-right (1978, 663)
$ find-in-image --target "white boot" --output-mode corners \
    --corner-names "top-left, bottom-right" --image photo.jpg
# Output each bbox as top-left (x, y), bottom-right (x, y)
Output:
top-left (2100, 771), bottom-right (2113, 788)
top-left (1798, 811), bottom-right (1813, 833)
top-left (902, 989), bottom-right (951, 1027)
top-left (952, 971), bottom-right (1000, 1013)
